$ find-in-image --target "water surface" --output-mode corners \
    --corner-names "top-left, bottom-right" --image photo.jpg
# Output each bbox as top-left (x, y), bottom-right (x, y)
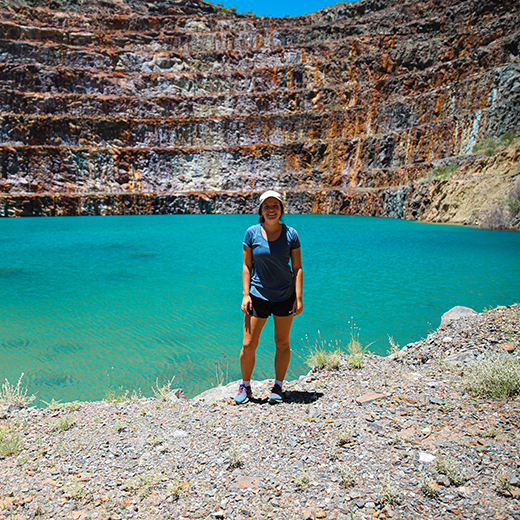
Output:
top-left (1, 215), bottom-right (519, 404)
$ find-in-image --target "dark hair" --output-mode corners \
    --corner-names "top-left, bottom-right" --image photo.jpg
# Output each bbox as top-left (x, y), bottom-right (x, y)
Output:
top-left (258, 198), bottom-right (284, 223)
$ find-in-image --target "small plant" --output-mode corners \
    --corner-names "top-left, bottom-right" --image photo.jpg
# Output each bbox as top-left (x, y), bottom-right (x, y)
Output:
top-left (0, 427), bottom-right (22, 457)
top-left (420, 474), bottom-right (439, 497)
top-left (52, 414), bottom-right (77, 432)
top-left (114, 421), bottom-right (126, 433)
top-left (348, 335), bottom-right (369, 369)
top-left (42, 399), bottom-right (80, 412)
top-left (506, 177), bottom-right (520, 216)
top-left (305, 336), bottom-right (342, 371)
top-left (465, 354), bottom-right (520, 399)
top-left (64, 476), bottom-right (86, 499)
top-left (495, 470), bottom-right (512, 494)
top-left (337, 464), bottom-right (355, 488)
top-left (435, 456), bottom-right (466, 486)
top-left (226, 445), bottom-right (243, 469)
top-left (166, 476), bottom-right (185, 500)
top-left (214, 353), bottom-right (229, 386)
top-left (328, 442), bottom-right (339, 461)
top-left (304, 333), bottom-right (343, 371)
top-left (152, 376), bottom-right (176, 400)
top-left (105, 387), bottom-right (142, 403)
top-left (380, 482), bottom-right (398, 505)
top-left (336, 427), bottom-right (353, 446)
top-left (431, 164), bottom-right (459, 180)
top-left (124, 472), bottom-right (162, 498)
top-left (0, 373), bottom-right (35, 407)
top-left (476, 426), bottom-right (497, 438)
top-left (388, 335), bottom-right (404, 359)
top-left (294, 470), bottom-right (310, 490)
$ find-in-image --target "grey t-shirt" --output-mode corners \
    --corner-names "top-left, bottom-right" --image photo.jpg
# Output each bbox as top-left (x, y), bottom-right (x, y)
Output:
top-left (243, 224), bottom-right (301, 302)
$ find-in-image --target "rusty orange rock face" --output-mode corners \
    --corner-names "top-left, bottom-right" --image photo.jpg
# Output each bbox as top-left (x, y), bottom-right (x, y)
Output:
top-left (0, 0), bottom-right (519, 217)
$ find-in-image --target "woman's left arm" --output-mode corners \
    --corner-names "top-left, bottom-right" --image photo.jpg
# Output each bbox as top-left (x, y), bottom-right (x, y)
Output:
top-left (291, 247), bottom-right (303, 316)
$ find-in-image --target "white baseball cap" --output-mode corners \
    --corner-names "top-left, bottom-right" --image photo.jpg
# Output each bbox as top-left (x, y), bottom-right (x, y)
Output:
top-left (259, 190), bottom-right (283, 205)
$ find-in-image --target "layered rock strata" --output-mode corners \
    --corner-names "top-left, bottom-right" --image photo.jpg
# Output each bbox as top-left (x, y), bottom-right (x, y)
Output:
top-left (0, 0), bottom-right (519, 217)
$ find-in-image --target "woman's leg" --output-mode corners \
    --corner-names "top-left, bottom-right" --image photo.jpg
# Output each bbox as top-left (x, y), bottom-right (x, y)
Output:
top-left (240, 314), bottom-right (267, 381)
top-left (272, 314), bottom-right (294, 381)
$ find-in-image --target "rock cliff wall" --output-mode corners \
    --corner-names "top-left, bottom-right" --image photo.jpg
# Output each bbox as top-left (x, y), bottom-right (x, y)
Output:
top-left (0, 0), bottom-right (519, 218)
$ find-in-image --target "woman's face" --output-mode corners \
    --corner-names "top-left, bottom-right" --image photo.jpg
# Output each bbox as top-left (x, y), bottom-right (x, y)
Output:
top-left (261, 197), bottom-right (282, 222)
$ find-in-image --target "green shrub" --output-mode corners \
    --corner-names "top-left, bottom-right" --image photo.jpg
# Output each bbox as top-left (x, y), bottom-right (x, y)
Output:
top-left (473, 131), bottom-right (517, 156)
top-left (465, 354), bottom-right (520, 398)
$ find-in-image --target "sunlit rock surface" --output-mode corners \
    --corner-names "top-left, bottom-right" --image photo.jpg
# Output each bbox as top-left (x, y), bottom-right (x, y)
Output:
top-left (0, 0), bottom-right (519, 217)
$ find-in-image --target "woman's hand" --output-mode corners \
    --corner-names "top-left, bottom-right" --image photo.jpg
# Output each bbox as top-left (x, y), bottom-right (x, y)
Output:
top-left (293, 297), bottom-right (303, 316)
top-left (241, 294), bottom-right (253, 315)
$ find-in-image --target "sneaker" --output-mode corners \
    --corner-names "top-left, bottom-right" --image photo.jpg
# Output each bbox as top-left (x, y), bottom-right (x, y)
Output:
top-left (234, 383), bottom-right (252, 405)
top-left (268, 383), bottom-right (283, 404)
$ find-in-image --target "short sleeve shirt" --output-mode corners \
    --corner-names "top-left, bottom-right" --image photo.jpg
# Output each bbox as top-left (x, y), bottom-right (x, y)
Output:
top-left (243, 224), bottom-right (301, 302)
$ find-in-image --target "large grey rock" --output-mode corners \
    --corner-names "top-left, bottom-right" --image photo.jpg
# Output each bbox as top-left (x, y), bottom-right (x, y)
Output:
top-left (440, 306), bottom-right (477, 327)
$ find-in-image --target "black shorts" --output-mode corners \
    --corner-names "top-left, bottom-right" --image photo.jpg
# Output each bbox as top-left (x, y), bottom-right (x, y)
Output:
top-left (249, 293), bottom-right (296, 319)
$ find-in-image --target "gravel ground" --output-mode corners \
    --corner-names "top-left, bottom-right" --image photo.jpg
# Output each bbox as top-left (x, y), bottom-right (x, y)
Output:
top-left (0, 305), bottom-right (519, 520)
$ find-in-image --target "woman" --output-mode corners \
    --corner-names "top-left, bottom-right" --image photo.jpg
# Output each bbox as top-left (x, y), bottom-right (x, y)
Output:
top-left (235, 190), bottom-right (303, 404)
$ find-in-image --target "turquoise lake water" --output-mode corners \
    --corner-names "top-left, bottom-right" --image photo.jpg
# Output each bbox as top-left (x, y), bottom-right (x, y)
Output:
top-left (1, 214), bottom-right (519, 405)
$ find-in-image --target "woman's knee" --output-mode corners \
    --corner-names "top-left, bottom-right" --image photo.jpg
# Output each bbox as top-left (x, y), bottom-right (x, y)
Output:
top-left (274, 337), bottom-right (290, 351)
top-left (242, 339), bottom-right (258, 353)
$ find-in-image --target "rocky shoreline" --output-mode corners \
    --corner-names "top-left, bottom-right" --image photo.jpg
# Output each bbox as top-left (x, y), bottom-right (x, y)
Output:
top-left (1, 304), bottom-right (519, 520)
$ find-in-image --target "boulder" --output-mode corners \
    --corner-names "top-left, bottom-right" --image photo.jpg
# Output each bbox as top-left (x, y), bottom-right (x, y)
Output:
top-left (440, 306), bottom-right (477, 327)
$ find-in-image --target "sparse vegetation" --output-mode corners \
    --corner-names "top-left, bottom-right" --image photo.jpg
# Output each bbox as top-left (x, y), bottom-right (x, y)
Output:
top-left (337, 464), bottom-right (355, 488)
top-left (495, 470), bottom-right (512, 494)
top-left (166, 476), bottom-right (185, 500)
top-left (305, 335), bottom-right (342, 371)
top-left (432, 164), bottom-right (460, 179)
top-left (336, 427), bottom-right (353, 446)
top-left (506, 177), bottom-right (520, 216)
top-left (214, 353), bottom-right (229, 386)
top-left (465, 354), bottom-right (520, 399)
top-left (226, 444), bottom-right (243, 469)
top-left (152, 376), bottom-right (176, 399)
top-left (0, 373), bottom-right (35, 407)
top-left (0, 426), bottom-right (22, 457)
top-left (42, 399), bottom-right (81, 412)
top-left (420, 474), bottom-right (439, 497)
top-left (473, 131), bottom-right (517, 156)
top-left (104, 387), bottom-right (143, 403)
top-left (479, 205), bottom-right (514, 230)
top-left (388, 335), bottom-right (405, 359)
top-left (124, 472), bottom-right (163, 497)
top-left (348, 334), bottom-right (369, 368)
top-left (294, 470), bottom-right (310, 490)
top-left (434, 456), bottom-right (467, 486)
top-left (52, 414), bottom-right (77, 432)
top-left (305, 347), bottom-right (341, 371)
top-left (380, 482), bottom-right (398, 505)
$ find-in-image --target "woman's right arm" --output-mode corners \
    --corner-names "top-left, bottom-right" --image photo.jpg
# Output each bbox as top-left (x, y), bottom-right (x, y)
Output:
top-left (241, 245), bottom-right (253, 314)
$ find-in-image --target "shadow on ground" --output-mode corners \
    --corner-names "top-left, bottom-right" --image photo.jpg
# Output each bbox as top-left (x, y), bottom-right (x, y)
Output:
top-left (250, 390), bottom-right (324, 405)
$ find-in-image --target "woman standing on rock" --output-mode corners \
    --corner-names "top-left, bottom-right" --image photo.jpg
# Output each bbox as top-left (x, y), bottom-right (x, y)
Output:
top-left (235, 190), bottom-right (303, 405)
